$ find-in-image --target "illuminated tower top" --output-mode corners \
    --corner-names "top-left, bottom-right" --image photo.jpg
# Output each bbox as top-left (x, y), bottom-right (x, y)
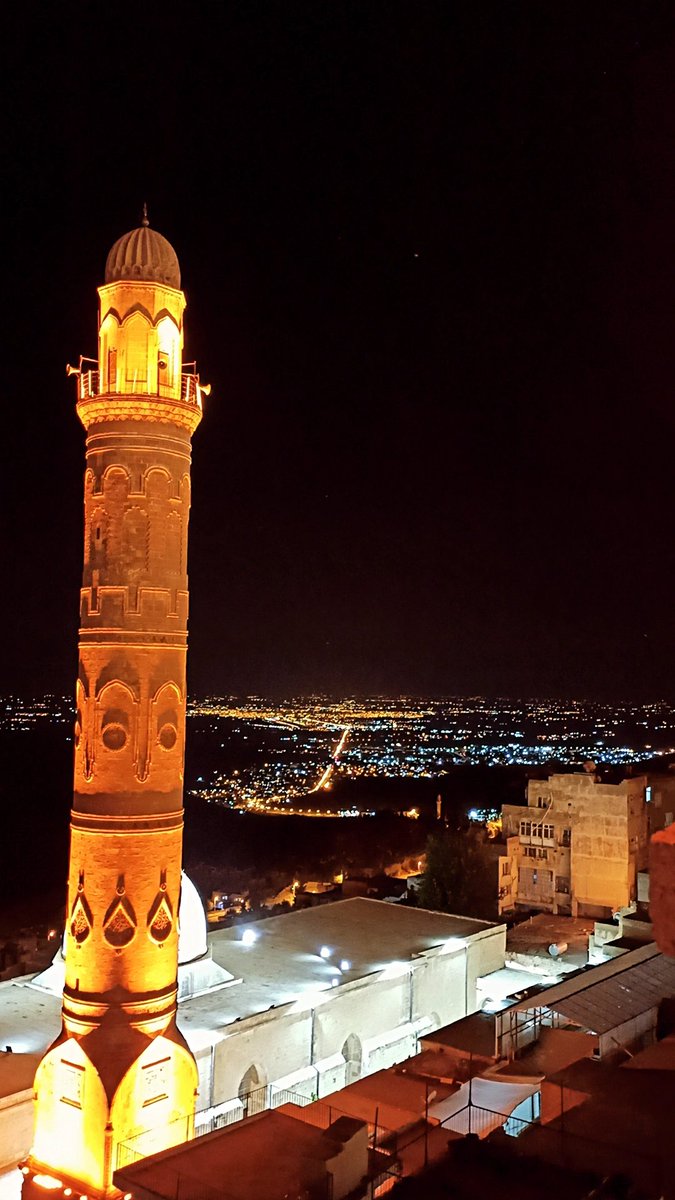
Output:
top-left (105, 205), bottom-right (181, 288)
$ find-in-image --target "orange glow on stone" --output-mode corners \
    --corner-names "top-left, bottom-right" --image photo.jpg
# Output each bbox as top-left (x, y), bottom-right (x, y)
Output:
top-left (26, 224), bottom-right (201, 1195)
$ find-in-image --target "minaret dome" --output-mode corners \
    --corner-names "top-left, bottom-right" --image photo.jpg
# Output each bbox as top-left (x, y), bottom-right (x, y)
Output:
top-left (105, 210), bottom-right (181, 289)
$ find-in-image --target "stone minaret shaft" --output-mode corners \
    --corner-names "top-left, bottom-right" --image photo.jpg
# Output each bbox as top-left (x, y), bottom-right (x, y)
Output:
top-left (28, 222), bottom-right (203, 1196)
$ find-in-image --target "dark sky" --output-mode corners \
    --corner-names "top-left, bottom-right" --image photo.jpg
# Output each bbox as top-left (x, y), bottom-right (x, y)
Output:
top-left (3, 2), bottom-right (675, 700)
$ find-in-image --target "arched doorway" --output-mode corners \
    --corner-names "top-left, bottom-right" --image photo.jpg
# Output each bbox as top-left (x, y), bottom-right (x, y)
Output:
top-left (238, 1063), bottom-right (267, 1116)
top-left (341, 1034), bottom-right (362, 1085)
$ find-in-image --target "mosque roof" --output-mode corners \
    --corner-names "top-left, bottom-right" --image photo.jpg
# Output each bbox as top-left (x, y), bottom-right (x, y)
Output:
top-left (0, 899), bottom-right (501, 1058)
top-left (105, 209), bottom-right (181, 288)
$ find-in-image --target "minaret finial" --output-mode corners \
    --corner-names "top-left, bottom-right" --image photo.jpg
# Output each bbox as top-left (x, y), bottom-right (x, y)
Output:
top-left (142, 201), bottom-right (149, 227)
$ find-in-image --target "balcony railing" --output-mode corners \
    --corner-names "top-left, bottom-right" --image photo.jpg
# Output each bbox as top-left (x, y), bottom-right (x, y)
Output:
top-left (72, 360), bottom-right (206, 408)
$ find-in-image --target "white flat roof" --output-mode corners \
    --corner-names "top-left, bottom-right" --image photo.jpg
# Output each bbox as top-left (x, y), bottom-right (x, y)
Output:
top-left (181, 899), bottom-right (500, 1039)
top-left (0, 899), bottom-right (503, 1057)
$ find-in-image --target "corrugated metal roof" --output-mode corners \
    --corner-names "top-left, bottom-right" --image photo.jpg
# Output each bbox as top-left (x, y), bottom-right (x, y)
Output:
top-left (533, 949), bottom-right (675, 1034)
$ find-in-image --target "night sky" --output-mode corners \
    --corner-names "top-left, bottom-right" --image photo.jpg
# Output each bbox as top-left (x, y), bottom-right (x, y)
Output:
top-left (4, 2), bottom-right (675, 701)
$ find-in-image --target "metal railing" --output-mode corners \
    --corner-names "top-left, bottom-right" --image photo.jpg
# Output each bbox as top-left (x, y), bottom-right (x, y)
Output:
top-left (73, 360), bottom-right (204, 407)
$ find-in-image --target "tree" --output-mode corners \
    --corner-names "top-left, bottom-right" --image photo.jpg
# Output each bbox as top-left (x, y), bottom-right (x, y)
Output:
top-left (416, 824), bottom-right (494, 919)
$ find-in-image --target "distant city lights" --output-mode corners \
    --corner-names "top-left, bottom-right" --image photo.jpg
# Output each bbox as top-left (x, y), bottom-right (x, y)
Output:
top-left (4, 694), bottom-right (675, 820)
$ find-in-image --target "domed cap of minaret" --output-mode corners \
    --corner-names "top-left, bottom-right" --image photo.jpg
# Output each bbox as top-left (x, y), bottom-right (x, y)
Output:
top-left (105, 205), bottom-right (181, 289)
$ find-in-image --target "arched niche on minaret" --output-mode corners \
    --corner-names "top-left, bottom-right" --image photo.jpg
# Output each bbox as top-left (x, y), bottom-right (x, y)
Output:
top-left (95, 680), bottom-right (138, 776)
top-left (121, 310), bottom-right (152, 391)
top-left (156, 313), bottom-right (181, 398)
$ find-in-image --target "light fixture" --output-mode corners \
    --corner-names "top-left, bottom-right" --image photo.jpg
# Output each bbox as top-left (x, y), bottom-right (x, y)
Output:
top-left (340, 959), bottom-right (351, 971)
top-left (319, 945), bottom-right (331, 959)
top-left (241, 928), bottom-right (257, 946)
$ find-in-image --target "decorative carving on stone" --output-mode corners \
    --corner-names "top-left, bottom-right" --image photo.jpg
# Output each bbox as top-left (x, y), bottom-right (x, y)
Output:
top-left (103, 876), bottom-right (136, 949)
top-left (153, 682), bottom-right (182, 758)
top-left (96, 681), bottom-right (136, 771)
top-left (147, 871), bottom-right (173, 944)
top-left (69, 874), bottom-right (93, 946)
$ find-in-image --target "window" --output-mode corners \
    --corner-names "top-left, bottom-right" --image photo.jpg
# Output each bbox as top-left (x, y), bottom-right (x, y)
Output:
top-left (501, 861), bottom-right (509, 877)
top-left (519, 820), bottom-right (532, 838)
top-left (560, 828), bottom-right (571, 848)
top-left (531, 822), bottom-right (554, 841)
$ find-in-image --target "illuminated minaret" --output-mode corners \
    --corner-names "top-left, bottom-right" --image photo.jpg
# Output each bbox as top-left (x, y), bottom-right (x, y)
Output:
top-left (26, 213), bottom-right (205, 1196)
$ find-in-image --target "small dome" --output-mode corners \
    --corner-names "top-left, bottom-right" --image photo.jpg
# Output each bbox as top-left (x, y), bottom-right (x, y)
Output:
top-left (178, 871), bottom-right (208, 964)
top-left (105, 217), bottom-right (181, 289)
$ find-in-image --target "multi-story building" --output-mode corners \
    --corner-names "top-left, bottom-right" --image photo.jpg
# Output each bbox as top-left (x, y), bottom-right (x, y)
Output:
top-left (498, 771), bottom-right (663, 920)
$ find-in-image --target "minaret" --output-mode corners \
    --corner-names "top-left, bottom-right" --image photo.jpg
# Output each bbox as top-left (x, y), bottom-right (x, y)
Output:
top-left (25, 214), bottom-right (205, 1196)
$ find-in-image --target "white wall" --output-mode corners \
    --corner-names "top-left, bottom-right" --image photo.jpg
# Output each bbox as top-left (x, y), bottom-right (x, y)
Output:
top-left (196, 924), bottom-right (506, 1112)
top-left (0, 1090), bottom-right (34, 1171)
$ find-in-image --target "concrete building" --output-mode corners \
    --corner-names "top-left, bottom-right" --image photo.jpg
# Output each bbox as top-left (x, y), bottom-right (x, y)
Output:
top-left (492, 941), bottom-right (675, 1062)
top-left (114, 1108), bottom-right (373, 1200)
top-left (0, 897), bottom-right (506, 1173)
top-left (498, 771), bottom-right (654, 919)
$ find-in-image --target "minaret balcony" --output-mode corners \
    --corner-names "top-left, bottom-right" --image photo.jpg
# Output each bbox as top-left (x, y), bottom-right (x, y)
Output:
top-left (74, 362), bottom-right (205, 408)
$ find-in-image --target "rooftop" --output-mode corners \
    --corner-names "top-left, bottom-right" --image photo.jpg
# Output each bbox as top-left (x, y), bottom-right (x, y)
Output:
top-left (114, 1109), bottom-right (364, 1200)
top-left (513, 942), bottom-right (675, 1034)
top-left (421, 1011), bottom-right (497, 1058)
top-left (0, 899), bottom-right (502, 1058)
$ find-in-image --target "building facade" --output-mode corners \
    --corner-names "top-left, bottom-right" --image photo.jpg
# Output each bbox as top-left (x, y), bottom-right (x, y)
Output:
top-left (3, 899), bottom-right (507, 1172)
top-left (25, 217), bottom-right (207, 1196)
top-left (498, 772), bottom-right (653, 919)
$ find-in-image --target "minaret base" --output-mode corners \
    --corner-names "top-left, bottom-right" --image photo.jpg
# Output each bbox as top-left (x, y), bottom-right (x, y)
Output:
top-left (24, 1019), bottom-right (197, 1197)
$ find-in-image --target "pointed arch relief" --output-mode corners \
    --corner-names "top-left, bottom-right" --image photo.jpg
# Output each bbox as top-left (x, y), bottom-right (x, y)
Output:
top-left (75, 676), bottom-right (94, 781)
top-left (341, 1034), bottom-right (363, 1084)
top-left (156, 314), bottom-right (180, 394)
top-left (69, 878), bottom-right (93, 946)
top-left (97, 680), bottom-right (137, 760)
top-left (153, 307), bottom-right (181, 331)
top-left (103, 878), bottom-right (137, 949)
top-left (99, 306), bottom-right (122, 329)
top-left (238, 1064), bottom-right (268, 1115)
top-left (122, 310), bottom-right (152, 386)
top-left (147, 878), bottom-right (174, 946)
top-left (153, 682), bottom-right (182, 754)
top-left (74, 678), bottom-right (86, 751)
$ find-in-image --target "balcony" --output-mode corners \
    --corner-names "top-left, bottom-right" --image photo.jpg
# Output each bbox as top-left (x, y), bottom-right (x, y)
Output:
top-left (71, 358), bottom-right (207, 409)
